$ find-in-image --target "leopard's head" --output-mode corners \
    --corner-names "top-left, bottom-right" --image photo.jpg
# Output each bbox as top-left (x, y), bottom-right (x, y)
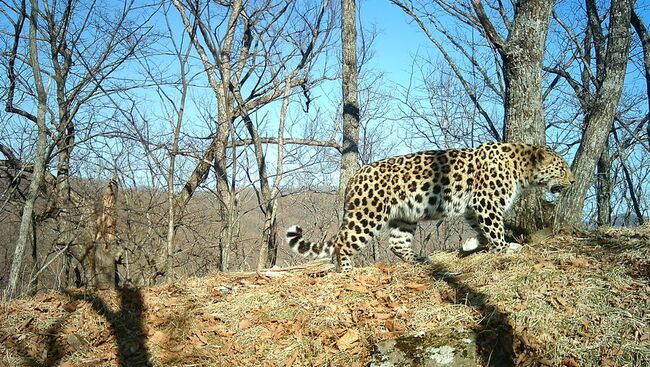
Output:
top-left (530, 146), bottom-right (574, 198)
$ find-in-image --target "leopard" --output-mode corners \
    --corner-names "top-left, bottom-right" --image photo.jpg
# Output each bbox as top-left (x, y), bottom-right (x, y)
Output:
top-left (286, 143), bottom-right (574, 272)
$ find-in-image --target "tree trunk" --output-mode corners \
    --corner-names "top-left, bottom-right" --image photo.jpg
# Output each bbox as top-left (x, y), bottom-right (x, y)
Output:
top-left (554, 0), bottom-right (632, 228)
top-left (613, 130), bottom-right (645, 226)
top-left (631, 8), bottom-right (650, 148)
top-left (172, 0), bottom-right (237, 271)
top-left (501, 0), bottom-right (553, 144)
top-left (29, 214), bottom-right (37, 295)
top-left (473, 0), bottom-right (554, 235)
top-left (596, 144), bottom-right (612, 226)
top-left (502, 0), bottom-right (553, 235)
top-left (619, 155), bottom-right (645, 226)
top-left (163, 37), bottom-right (191, 278)
top-left (5, 0), bottom-right (49, 299)
top-left (93, 174), bottom-right (118, 288)
top-left (339, 0), bottom-right (360, 202)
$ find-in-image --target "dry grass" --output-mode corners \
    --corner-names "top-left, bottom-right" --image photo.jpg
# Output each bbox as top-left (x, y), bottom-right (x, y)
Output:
top-left (1, 226), bottom-right (648, 367)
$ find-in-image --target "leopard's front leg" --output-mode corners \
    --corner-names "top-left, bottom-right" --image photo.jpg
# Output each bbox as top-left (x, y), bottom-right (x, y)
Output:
top-left (472, 201), bottom-right (522, 254)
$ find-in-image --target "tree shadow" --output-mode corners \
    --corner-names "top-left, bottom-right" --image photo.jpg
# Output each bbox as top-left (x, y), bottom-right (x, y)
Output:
top-left (0, 329), bottom-right (47, 367)
top-left (431, 263), bottom-right (516, 367)
top-left (44, 317), bottom-right (65, 366)
top-left (62, 287), bottom-right (152, 367)
top-left (0, 307), bottom-right (68, 367)
top-left (1, 287), bottom-right (152, 367)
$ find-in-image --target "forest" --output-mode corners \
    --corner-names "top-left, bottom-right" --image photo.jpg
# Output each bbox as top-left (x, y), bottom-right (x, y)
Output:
top-left (1, 0), bottom-right (649, 366)
top-left (0, 0), bottom-right (648, 296)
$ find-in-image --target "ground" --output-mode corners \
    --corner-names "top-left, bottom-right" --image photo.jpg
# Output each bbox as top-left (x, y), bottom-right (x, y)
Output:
top-left (1, 226), bottom-right (648, 367)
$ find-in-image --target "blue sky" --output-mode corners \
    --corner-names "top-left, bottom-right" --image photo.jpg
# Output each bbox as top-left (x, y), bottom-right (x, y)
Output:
top-left (360, 1), bottom-right (431, 86)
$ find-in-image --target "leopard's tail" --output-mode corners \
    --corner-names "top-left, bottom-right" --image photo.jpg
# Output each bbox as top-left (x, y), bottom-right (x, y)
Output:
top-left (285, 225), bottom-right (335, 259)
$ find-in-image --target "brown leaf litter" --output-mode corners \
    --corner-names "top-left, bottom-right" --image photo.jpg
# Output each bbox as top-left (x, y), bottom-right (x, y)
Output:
top-left (1, 226), bottom-right (649, 366)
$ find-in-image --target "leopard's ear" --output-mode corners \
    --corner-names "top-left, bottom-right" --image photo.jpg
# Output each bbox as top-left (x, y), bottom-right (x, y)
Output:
top-left (532, 146), bottom-right (548, 164)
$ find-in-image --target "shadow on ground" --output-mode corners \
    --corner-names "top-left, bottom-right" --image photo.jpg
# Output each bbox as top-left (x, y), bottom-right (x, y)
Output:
top-left (431, 263), bottom-right (518, 367)
top-left (62, 287), bottom-right (152, 367)
top-left (0, 287), bottom-right (152, 367)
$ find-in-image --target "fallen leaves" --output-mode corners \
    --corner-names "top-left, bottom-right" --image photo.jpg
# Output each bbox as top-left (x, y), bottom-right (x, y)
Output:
top-left (405, 283), bottom-right (427, 292)
top-left (384, 318), bottom-right (404, 333)
top-left (336, 329), bottom-right (360, 350)
top-left (238, 319), bottom-right (252, 330)
top-left (2, 229), bottom-right (649, 367)
top-left (149, 330), bottom-right (169, 345)
top-left (344, 283), bottom-right (369, 293)
top-left (562, 356), bottom-right (580, 367)
top-left (63, 301), bottom-right (82, 313)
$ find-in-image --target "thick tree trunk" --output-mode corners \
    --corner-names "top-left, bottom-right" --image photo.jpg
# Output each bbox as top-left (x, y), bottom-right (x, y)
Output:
top-left (339, 0), bottom-right (360, 202)
top-left (502, 0), bottom-right (553, 144)
top-left (554, 0), bottom-right (632, 228)
top-left (475, 0), bottom-right (554, 235)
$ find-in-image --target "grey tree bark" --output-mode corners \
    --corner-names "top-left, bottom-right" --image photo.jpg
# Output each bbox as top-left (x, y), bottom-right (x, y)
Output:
top-left (5, 0), bottom-right (49, 299)
top-left (554, 0), bottom-right (633, 228)
top-left (93, 173), bottom-right (118, 288)
top-left (471, 0), bottom-right (554, 235)
top-left (596, 143), bottom-right (612, 226)
top-left (339, 0), bottom-right (360, 202)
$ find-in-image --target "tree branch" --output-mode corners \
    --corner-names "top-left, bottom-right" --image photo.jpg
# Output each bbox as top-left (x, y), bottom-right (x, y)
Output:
top-left (470, 0), bottom-right (506, 56)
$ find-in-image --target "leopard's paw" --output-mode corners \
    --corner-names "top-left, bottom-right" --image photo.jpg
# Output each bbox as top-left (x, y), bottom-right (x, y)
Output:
top-left (462, 237), bottom-right (480, 252)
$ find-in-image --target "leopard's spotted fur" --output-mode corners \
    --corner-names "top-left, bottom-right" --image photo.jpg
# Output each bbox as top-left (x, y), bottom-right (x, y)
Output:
top-left (286, 143), bottom-right (574, 272)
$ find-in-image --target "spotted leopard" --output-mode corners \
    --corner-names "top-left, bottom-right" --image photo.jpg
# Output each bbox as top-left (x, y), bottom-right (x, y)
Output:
top-left (286, 143), bottom-right (574, 272)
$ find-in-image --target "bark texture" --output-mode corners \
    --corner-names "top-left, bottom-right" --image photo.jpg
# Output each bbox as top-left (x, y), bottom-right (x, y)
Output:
top-left (554, 0), bottom-right (633, 228)
top-left (596, 148), bottom-right (612, 226)
top-left (93, 174), bottom-right (119, 288)
top-left (472, 0), bottom-right (554, 235)
top-left (5, 0), bottom-right (49, 299)
top-left (339, 0), bottom-right (360, 202)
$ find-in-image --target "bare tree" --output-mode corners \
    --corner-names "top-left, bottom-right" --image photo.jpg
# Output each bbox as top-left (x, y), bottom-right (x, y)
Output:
top-left (553, 0), bottom-right (633, 228)
top-left (4, 0), bottom-right (49, 299)
top-left (392, 0), bottom-right (554, 234)
top-left (255, 80), bottom-right (291, 269)
top-left (631, 8), bottom-right (650, 147)
top-left (339, 0), bottom-right (360, 202)
top-left (172, 0), bottom-right (336, 270)
top-left (1, 0), bottom-right (155, 295)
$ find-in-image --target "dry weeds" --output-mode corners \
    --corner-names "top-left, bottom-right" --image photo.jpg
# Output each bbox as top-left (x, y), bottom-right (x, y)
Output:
top-left (1, 226), bottom-right (648, 367)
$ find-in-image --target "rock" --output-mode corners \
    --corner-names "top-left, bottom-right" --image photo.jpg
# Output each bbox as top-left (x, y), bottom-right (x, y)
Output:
top-left (369, 329), bottom-right (476, 367)
top-left (65, 334), bottom-right (86, 351)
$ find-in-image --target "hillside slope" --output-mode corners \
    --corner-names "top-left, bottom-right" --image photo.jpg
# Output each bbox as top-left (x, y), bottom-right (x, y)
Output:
top-left (1, 227), bottom-right (649, 367)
